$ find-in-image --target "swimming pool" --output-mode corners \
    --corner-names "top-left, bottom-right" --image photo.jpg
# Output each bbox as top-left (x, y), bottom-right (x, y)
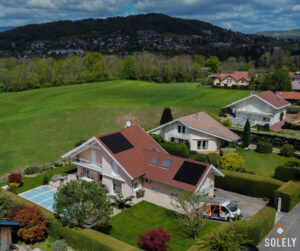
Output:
top-left (19, 185), bottom-right (57, 212)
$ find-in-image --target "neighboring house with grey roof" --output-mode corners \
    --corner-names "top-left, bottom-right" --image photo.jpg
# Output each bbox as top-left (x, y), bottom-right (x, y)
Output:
top-left (225, 91), bottom-right (291, 126)
top-left (148, 112), bottom-right (240, 152)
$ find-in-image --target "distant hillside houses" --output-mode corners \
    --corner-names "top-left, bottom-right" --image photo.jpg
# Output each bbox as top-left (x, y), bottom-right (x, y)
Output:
top-left (208, 71), bottom-right (250, 88)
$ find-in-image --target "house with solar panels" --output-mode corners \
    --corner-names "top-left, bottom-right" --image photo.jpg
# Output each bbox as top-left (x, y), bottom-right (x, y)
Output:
top-left (225, 91), bottom-right (291, 126)
top-left (62, 125), bottom-right (224, 210)
top-left (148, 112), bottom-right (240, 152)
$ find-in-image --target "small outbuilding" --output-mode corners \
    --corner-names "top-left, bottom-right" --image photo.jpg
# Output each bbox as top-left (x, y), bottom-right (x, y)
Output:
top-left (0, 221), bottom-right (20, 251)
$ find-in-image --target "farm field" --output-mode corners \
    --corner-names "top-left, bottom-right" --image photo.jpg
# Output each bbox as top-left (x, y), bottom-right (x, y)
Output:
top-left (0, 80), bottom-right (248, 175)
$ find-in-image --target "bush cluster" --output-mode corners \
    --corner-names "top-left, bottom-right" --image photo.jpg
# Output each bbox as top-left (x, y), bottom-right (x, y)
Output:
top-left (8, 172), bottom-right (22, 185)
top-left (215, 170), bottom-right (284, 198)
top-left (274, 161), bottom-right (300, 182)
top-left (24, 166), bottom-right (52, 175)
top-left (220, 147), bottom-right (236, 156)
top-left (287, 105), bottom-right (300, 114)
top-left (138, 227), bottom-right (171, 251)
top-left (280, 144), bottom-right (295, 157)
top-left (222, 118), bottom-right (232, 127)
top-left (274, 181), bottom-right (300, 212)
top-left (283, 119), bottom-right (300, 131)
top-left (217, 153), bottom-right (245, 172)
top-left (256, 124), bottom-right (270, 132)
top-left (256, 141), bottom-right (273, 154)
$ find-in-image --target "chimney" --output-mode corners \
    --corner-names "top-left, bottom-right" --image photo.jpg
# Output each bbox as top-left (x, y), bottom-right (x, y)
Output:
top-left (195, 112), bottom-right (199, 120)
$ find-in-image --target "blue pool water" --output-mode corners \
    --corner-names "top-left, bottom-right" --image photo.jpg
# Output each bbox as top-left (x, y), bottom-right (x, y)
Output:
top-left (19, 186), bottom-right (56, 212)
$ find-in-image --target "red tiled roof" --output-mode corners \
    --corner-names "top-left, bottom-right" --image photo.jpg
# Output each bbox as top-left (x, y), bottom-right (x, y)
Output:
top-left (96, 125), bottom-right (213, 191)
top-left (213, 71), bottom-right (250, 82)
top-left (289, 72), bottom-right (300, 79)
top-left (276, 91), bottom-right (300, 100)
top-left (143, 150), bottom-right (210, 191)
top-left (256, 91), bottom-right (290, 108)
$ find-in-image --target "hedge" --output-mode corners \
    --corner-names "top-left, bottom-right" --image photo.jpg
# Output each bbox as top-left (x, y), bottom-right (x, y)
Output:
top-left (188, 206), bottom-right (276, 250)
top-left (215, 170), bottom-right (284, 198)
top-left (287, 105), bottom-right (300, 114)
top-left (231, 128), bottom-right (300, 150)
top-left (283, 119), bottom-right (300, 131)
top-left (274, 181), bottom-right (300, 212)
top-left (274, 162), bottom-right (300, 182)
top-left (256, 141), bottom-right (273, 154)
top-left (0, 189), bottom-right (139, 251)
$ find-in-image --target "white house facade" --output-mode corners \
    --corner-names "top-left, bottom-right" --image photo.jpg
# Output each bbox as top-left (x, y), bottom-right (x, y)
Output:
top-left (148, 112), bottom-right (240, 152)
top-left (62, 125), bottom-right (224, 210)
top-left (226, 91), bottom-right (290, 126)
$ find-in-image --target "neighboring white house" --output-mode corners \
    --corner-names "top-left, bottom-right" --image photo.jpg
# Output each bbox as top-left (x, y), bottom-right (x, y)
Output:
top-left (225, 91), bottom-right (291, 126)
top-left (208, 71), bottom-right (250, 87)
top-left (62, 125), bottom-right (224, 210)
top-left (147, 112), bottom-right (240, 152)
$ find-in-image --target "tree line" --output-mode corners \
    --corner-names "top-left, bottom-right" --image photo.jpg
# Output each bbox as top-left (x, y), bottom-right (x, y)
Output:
top-left (0, 50), bottom-right (298, 92)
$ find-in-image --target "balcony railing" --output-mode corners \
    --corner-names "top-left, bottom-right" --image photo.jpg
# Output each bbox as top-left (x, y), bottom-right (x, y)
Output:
top-left (72, 158), bottom-right (102, 172)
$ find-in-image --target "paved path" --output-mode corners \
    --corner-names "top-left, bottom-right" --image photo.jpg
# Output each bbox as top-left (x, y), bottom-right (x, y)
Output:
top-left (258, 203), bottom-right (300, 250)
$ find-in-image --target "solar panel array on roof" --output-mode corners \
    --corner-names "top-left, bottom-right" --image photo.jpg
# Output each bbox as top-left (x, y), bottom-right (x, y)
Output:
top-left (173, 161), bottom-right (207, 186)
top-left (100, 132), bottom-right (134, 154)
top-left (161, 159), bottom-right (172, 169)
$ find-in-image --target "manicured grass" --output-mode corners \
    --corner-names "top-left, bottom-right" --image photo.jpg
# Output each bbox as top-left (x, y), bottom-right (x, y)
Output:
top-left (237, 149), bottom-right (298, 178)
top-left (110, 201), bottom-right (220, 251)
top-left (0, 165), bottom-right (77, 194)
top-left (0, 80), bottom-right (248, 175)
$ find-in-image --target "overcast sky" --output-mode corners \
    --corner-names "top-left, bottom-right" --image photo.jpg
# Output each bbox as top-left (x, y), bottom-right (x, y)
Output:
top-left (0, 0), bottom-right (299, 33)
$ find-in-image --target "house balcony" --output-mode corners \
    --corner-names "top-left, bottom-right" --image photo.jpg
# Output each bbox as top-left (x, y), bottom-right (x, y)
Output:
top-left (72, 158), bottom-right (103, 173)
top-left (236, 109), bottom-right (273, 116)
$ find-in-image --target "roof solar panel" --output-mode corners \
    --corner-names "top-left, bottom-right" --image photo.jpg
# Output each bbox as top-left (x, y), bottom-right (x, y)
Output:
top-left (173, 161), bottom-right (207, 186)
top-left (100, 132), bottom-right (134, 154)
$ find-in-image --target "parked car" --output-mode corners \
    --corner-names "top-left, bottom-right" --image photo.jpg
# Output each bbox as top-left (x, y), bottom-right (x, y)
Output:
top-left (203, 197), bottom-right (243, 221)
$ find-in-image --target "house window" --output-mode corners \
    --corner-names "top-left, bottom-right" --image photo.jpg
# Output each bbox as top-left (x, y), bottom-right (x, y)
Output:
top-left (83, 168), bottom-right (89, 177)
top-left (112, 161), bottom-right (118, 176)
top-left (263, 117), bottom-right (270, 122)
top-left (197, 140), bottom-right (208, 150)
top-left (178, 139), bottom-right (185, 144)
top-left (178, 125), bottom-right (181, 133)
top-left (113, 180), bottom-right (122, 193)
top-left (151, 158), bottom-right (159, 165)
top-left (152, 186), bottom-right (159, 193)
top-left (133, 182), bottom-right (138, 189)
top-left (145, 178), bottom-right (152, 184)
top-left (171, 137), bottom-right (175, 142)
top-left (182, 126), bottom-right (186, 134)
top-left (99, 174), bottom-right (103, 182)
top-left (241, 79), bottom-right (244, 83)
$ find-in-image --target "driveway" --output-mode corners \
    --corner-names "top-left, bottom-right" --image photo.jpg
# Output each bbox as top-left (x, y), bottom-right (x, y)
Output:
top-left (258, 203), bottom-right (300, 250)
top-left (215, 188), bottom-right (268, 219)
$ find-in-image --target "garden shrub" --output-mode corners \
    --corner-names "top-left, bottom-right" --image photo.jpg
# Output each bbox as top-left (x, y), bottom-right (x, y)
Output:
top-left (138, 227), bottom-right (171, 251)
top-left (14, 206), bottom-right (48, 243)
top-left (280, 144), bottom-right (295, 157)
top-left (215, 170), bottom-right (284, 198)
top-left (8, 203), bottom-right (27, 221)
top-left (51, 239), bottom-right (68, 251)
top-left (217, 153), bottom-right (244, 171)
top-left (257, 124), bottom-right (270, 132)
top-left (256, 141), bottom-right (273, 154)
top-left (24, 166), bottom-right (40, 175)
top-left (287, 105), bottom-right (300, 114)
top-left (43, 175), bottom-right (49, 185)
top-left (8, 172), bottom-right (22, 185)
top-left (274, 181), bottom-right (300, 212)
top-left (220, 147), bottom-right (236, 156)
top-left (0, 195), bottom-right (13, 220)
top-left (207, 153), bottom-right (220, 166)
top-left (274, 165), bottom-right (300, 182)
top-left (193, 153), bottom-right (209, 163)
top-left (162, 142), bottom-right (190, 158)
top-left (150, 134), bottom-right (167, 145)
top-left (222, 118), bottom-right (232, 127)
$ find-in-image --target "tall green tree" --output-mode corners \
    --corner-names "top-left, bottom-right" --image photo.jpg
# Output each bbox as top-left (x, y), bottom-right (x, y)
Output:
top-left (160, 107), bottom-right (173, 125)
top-left (0, 195), bottom-right (13, 220)
top-left (243, 119), bottom-right (251, 147)
top-left (262, 69), bottom-right (291, 91)
top-left (205, 56), bottom-right (220, 73)
top-left (120, 56), bottom-right (137, 80)
top-left (53, 180), bottom-right (112, 229)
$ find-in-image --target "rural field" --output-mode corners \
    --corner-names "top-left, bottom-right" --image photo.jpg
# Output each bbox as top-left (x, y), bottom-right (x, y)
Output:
top-left (0, 80), bottom-right (248, 175)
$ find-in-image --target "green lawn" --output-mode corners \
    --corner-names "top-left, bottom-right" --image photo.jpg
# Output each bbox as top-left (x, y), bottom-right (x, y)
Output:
top-left (0, 80), bottom-right (248, 175)
top-left (110, 201), bottom-right (220, 251)
top-left (0, 165), bottom-right (77, 194)
top-left (237, 149), bottom-right (298, 178)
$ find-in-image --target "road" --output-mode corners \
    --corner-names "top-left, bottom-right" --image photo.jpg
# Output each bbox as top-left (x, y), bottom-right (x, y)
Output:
top-left (258, 204), bottom-right (300, 250)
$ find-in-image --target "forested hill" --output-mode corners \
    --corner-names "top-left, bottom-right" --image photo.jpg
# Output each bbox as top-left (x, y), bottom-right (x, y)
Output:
top-left (0, 13), bottom-right (224, 42)
top-left (257, 29), bottom-right (300, 40)
top-left (0, 13), bottom-right (279, 59)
